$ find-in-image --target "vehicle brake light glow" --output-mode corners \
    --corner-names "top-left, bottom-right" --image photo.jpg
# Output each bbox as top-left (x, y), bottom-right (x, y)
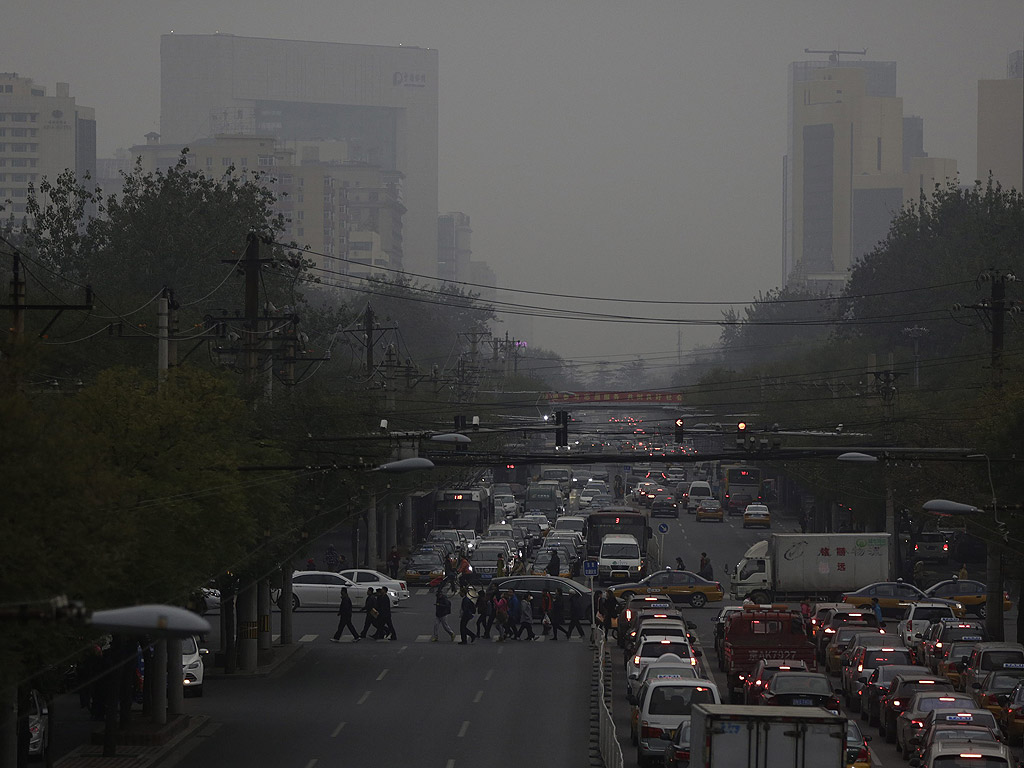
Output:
top-left (959, 755), bottom-right (982, 759)
top-left (633, 655), bottom-right (641, 665)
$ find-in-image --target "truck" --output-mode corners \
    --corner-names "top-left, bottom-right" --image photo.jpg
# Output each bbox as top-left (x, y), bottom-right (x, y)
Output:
top-left (729, 532), bottom-right (892, 604)
top-left (538, 466), bottom-right (572, 496)
top-left (720, 605), bottom-right (817, 703)
top-left (522, 482), bottom-right (564, 522)
top-left (689, 704), bottom-right (846, 768)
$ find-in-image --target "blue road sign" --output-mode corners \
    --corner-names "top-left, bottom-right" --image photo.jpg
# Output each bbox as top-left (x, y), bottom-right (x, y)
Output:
top-left (658, 522), bottom-right (670, 534)
top-left (583, 560), bottom-right (599, 577)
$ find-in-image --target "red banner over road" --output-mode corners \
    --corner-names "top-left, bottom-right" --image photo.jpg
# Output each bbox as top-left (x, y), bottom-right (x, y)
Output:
top-left (543, 391), bottom-right (684, 404)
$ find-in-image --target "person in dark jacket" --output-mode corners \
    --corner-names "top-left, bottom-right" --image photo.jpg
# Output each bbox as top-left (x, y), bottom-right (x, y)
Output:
top-left (546, 550), bottom-right (561, 577)
top-left (516, 594), bottom-right (537, 640)
top-left (359, 588), bottom-right (379, 639)
top-left (550, 587), bottom-right (569, 641)
top-left (567, 590), bottom-right (586, 638)
top-left (374, 588), bottom-right (397, 640)
top-left (432, 587), bottom-right (456, 642)
top-left (331, 587), bottom-right (360, 642)
top-left (600, 589), bottom-right (618, 641)
top-left (474, 589), bottom-right (490, 639)
top-left (458, 587), bottom-right (477, 644)
top-left (505, 590), bottom-right (521, 640)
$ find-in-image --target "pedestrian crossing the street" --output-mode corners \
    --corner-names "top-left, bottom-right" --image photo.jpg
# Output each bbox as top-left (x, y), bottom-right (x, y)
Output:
top-left (270, 632), bottom-right (587, 644)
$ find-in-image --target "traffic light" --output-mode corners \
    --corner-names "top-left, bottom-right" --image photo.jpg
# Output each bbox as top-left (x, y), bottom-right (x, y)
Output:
top-left (674, 417), bottom-right (685, 443)
top-left (736, 421), bottom-right (747, 448)
top-left (555, 410), bottom-right (569, 447)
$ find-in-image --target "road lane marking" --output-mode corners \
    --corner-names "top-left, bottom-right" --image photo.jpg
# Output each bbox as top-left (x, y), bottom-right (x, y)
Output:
top-left (377, 669), bottom-right (388, 681)
top-left (357, 691), bottom-right (371, 705)
top-left (445, 761), bottom-right (455, 768)
top-left (473, 690), bottom-right (483, 703)
top-left (485, 669), bottom-right (494, 681)
top-left (398, 645), bottom-right (408, 653)
top-left (299, 634), bottom-right (318, 642)
top-left (457, 721), bottom-right (470, 738)
top-left (416, 634), bottom-right (432, 642)
top-left (331, 722), bottom-right (346, 738)
top-left (303, 761), bottom-right (317, 768)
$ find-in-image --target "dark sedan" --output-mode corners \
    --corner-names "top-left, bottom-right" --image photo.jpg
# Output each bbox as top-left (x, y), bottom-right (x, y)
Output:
top-left (761, 671), bottom-right (840, 713)
top-left (489, 575), bottom-right (593, 621)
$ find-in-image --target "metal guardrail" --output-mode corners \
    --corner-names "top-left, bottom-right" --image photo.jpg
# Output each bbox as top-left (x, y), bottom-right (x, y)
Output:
top-left (596, 634), bottom-right (624, 768)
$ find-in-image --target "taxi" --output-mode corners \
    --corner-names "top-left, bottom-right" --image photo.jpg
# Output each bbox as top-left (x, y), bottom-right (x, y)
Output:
top-left (845, 719), bottom-right (872, 768)
top-left (937, 641), bottom-right (979, 689)
top-left (924, 579), bottom-right (1013, 619)
top-left (402, 551), bottom-right (445, 585)
top-left (840, 581), bottom-right (964, 619)
top-left (611, 568), bottom-right (724, 608)
top-left (997, 679), bottom-right (1024, 744)
top-left (742, 504), bottom-right (771, 529)
top-left (695, 499), bottom-right (723, 522)
top-left (973, 670), bottom-right (1024, 716)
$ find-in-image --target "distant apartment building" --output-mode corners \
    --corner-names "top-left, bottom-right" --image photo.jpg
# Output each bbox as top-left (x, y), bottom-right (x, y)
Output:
top-left (0, 73), bottom-right (95, 218)
top-left (977, 50), bottom-right (1023, 193)
top-left (783, 57), bottom-right (957, 290)
top-left (122, 132), bottom-right (406, 282)
top-left (159, 34), bottom-right (437, 278)
top-left (437, 212), bottom-right (472, 282)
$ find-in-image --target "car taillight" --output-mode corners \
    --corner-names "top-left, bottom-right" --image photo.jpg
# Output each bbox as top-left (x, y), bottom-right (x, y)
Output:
top-left (856, 745), bottom-right (871, 762)
top-left (943, 543), bottom-right (949, 551)
top-left (906, 620), bottom-right (913, 633)
top-left (399, 582), bottom-right (407, 590)
top-left (988, 694), bottom-right (1000, 704)
top-left (641, 724), bottom-right (664, 739)
top-left (675, 749), bottom-right (691, 761)
top-left (633, 655), bottom-right (641, 665)
top-left (911, 719), bottom-right (924, 729)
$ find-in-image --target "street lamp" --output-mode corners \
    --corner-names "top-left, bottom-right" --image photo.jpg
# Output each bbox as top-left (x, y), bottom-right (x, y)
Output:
top-left (373, 457), bottom-right (436, 473)
top-left (89, 604), bottom-right (212, 636)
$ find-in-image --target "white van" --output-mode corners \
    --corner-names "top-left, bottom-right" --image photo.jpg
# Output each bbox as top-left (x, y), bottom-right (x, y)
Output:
top-left (683, 481), bottom-right (713, 513)
top-left (598, 533), bottom-right (643, 585)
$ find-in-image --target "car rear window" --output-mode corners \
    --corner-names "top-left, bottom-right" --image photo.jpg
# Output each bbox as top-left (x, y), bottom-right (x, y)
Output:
top-left (647, 685), bottom-right (717, 715)
top-left (918, 697), bottom-right (973, 713)
top-left (640, 641), bottom-right (691, 659)
top-left (833, 613), bottom-right (880, 628)
top-left (901, 680), bottom-right (954, 695)
top-left (773, 675), bottom-right (832, 694)
top-left (931, 757), bottom-right (1009, 768)
top-left (981, 652), bottom-right (1024, 670)
top-left (914, 607), bottom-right (956, 622)
top-left (867, 650), bottom-right (913, 666)
top-left (946, 628), bottom-right (986, 642)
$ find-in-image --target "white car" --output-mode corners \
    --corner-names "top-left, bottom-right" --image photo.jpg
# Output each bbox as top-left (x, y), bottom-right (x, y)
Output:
top-left (278, 571), bottom-right (400, 611)
top-left (339, 569), bottom-right (410, 601)
top-left (627, 636), bottom-right (699, 689)
top-left (182, 635), bottom-right (208, 697)
top-left (493, 494), bottom-right (519, 516)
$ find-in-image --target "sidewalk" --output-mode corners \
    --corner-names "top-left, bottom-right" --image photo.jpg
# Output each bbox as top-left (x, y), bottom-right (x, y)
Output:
top-left (55, 642), bottom-right (304, 767)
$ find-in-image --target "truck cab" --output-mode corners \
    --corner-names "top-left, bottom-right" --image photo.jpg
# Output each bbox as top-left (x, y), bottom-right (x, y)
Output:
top-left (730, 540), bottom-right (770, 601)
top-left (722, 605), bottom-right (816, 703)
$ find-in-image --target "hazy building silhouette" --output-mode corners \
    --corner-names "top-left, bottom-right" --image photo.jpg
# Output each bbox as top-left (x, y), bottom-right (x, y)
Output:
top-left (977, 50), bottom-right (1023, 193)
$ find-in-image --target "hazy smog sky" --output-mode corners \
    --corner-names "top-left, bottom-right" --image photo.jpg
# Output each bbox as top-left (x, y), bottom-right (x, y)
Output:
top-left (3, 1), bottom-right (1022, 368)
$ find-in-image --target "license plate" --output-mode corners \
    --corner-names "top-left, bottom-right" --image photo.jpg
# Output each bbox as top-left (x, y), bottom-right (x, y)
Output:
top-left (792, 698), bottom-right (813, 705)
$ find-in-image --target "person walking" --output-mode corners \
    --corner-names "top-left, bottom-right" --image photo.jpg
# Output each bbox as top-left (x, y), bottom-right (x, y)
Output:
top-left (331, 586), bottom-right (360, 642)
top-left (958, 564), bottom-right (968, 580)
top-left (675, 557), bottom-right (686, 571)
top-left (541, 588), bottom-right (554, 636)
top-left (506, 590), bottom-right (521, 640)
top-left (496, 553), bottom-right (507, 578)
top-left (325, 544), bottom-right (340, 573)
top-left (432, 587), bottom-right (456, 642)
top-left (359, 587), bottom-right (379, 639)
top-left (913, 559), bottom-right (925, 586)
top-left (483, 587), bottom-right (499, 639)
top-left (698, 554), bottom-right (713, 581)
top-left (699, 552), bottom-right (708, 572)
top-left (388, 547), bottom-right (401, 579)
top-left (870, 596), bottom-right (884, 626)
top-left (373, 589), bottom-right (397, 641)
top-left (459, 587), bottom-right (477, 644)
top-left (600, 589), bottom-right (618, 641)
top-left (493, 592), bottom-right (509, 642)
top-left (550, 588), bottom-right (569, 641)
top-left (475, 588), bottom-right (491, 639)
top-left (517, 594), bottom-right (538, 640)
top-left (567, 590), bottom-right (586, 638)
top-left (547, 550), bottom-right (561, 577)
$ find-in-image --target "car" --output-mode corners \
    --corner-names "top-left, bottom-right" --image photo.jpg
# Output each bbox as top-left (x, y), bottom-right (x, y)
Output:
top-left (760, 671), bottom-right (840, 713)
top-left (611, 568), bottom-right (724, 608)
top-left (627, 643), bottom-right (701, 701)
top-left (816, 608), bottom-right (881, 661)
top-left (743, 659), bottom-right (810, 705)
top-left (553, 515), bottom-right (587, 536)
top-left (913, 531), bottom-right (953, 562)
top-left (914, 737), bottom-right (1016, 768)
top-left (809, 602), bottom-right (844, 642)
top-left (997, 680), bottom-right (1024, 744)
top-left (493, 493), bottom-right (519, 516)
top-left (861, 665), bottom-right (929, 727)
top-left (470, 549), bottom-right (510, 581)
top-left (825, 626), bottom-right (881, 676)
top-left (880, 674), bottom-right (956, 741)
top-left (899, 602), bottom-right (960, 654)
top-left (522, 513), bottom-right (551, 535)
top-left (650, 494), bottom-right (679, 518)
top-left (181, 634), bottom-right (208, 697)
top-left (920, 620), bottom-right (988, 671)
top-left (896, 692), bottom-right (979, 753)
top-left (695, 499), bottom-right (724, 522)
top-left (403, 551), bottom-right (445, 585)
top-left (712, 605), bottom-right (744, 658)
top-left (662, 717), bottom-right (693, 768)
top-left (425, 531), bottom-right (462, 557)
top-left (972, 670), bottom-right (1024, 715)
top-left (939, 642), bottom-right (984, 690)
top-left (627, 636), bottom-right (701, 688)
top-left (280, 571), bottom-right (399, 611)
top-left (924, 579), bottom-right (1013, 620)
top-left (742, 504), bottom-right (771, 528)
top-left (625, 613), bottom-right (697, 654)
top-left (906, 721), bottom-right (1002, 766)
top-left (919, 707), bottom-right (1004, 748)
top-left (843, 644), bottom-right (913, 712)
top-left (456, 529), bottom-right (479, 554)
top-left (339, 569), bottom-right (410, 601)
top-left (26, 689), bottom-right (49, 759)
top-left (530, 548), bottom-right (572, 578)
top-left (488, 575), bottom-right (593, 621)
top-left (962, 644), bottom-right (1024, 694)
top-left (618, 602), bottom-right (681, 648)
top-left (682, 480), bottom-right (713, 512)
top-left (632, 677), bottom-right (720, 764)
top-left (840, 581), bottom-right (964, 619)
top-left (846, 718), bottom-right (873, 768)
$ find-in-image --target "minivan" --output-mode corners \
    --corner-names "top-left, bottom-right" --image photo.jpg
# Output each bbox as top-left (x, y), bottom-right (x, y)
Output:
top-left (683, 481), bottom-right (712, 513)
top-left (598, 533), bottom-right (643, 585)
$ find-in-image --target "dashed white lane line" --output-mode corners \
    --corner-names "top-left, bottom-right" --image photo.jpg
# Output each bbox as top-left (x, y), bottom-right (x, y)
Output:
top-left (303, 761), bottom-right (317, 768)
top-left (299, 634), bottom-right (318, 643)
top-left (357, 691), bottom-right (371, 705)
top-left (331, 722), bottom-right (345, 738)
top-left (485, 669), bottom-right (494, 681)
top-left (445, 760), bottom-right (455, 768)
top-left (377, 669), bottom-right (388, 681)
top-left (473, 690), bottom-right (483, 703)
top-left (457, 721), bottom-right (470, 738)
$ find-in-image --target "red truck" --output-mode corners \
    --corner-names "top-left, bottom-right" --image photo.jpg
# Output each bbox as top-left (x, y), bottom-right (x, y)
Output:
top-left (722, 605), bottom-right (817, 703)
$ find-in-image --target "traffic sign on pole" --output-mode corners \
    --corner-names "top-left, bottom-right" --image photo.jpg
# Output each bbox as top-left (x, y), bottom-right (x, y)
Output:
top-left (583, 559), bottom-right (599, 577)
top-left (657, 522), bottom-right (670, 534)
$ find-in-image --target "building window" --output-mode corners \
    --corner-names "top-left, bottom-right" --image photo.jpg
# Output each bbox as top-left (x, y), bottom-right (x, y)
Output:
top-left (10, 159), bottom-right (26, 167)
top-left (258, 155), bottom-right (274, 167)
top-left (297, 227), bottom-right (304, 237)
top-left (11, 128), bottom-right (26, 137)
top-left (351, 241), bottom-right (373, 251)
top-left (221, 157), bottom-right (231, 167)
top-left (297, 211), bottom-right (304, 220)
top-left (240, 157), bottom-right (248, 167)
top-left (205, 157), bottom-right (213, 168)
top-left (297, 193), bottom-right (304, 203)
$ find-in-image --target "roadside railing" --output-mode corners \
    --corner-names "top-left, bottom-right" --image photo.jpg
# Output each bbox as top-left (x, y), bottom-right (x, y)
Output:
top-left (595, 634), bottom-right (624, 768)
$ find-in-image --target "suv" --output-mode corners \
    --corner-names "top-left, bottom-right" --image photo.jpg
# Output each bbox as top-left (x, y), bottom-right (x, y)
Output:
top-left (899, 602), bottom-right (959, 657)
top-left (962, 643), bottom-right (1024, 693)
top-left (912, 531), bottom-right (952, 563)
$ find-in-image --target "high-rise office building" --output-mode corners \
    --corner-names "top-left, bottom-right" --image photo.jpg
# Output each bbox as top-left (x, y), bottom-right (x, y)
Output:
top-left (0, 73), bottom-right (95, 218)
top-left (977, 50), bottom-right (1023, 193)
top-left (159, 34), bottom-right (437, 277)
top-left (437, 212), bottom-right (472, 283)
top-left (783, 57), bottom-right (956, 290)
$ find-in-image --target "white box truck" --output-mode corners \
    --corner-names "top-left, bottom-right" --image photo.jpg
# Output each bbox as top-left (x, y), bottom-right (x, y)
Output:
top-left (689, 703), bottom-right (846, 768)
top-left (729, 533), bottom-right (891, 604)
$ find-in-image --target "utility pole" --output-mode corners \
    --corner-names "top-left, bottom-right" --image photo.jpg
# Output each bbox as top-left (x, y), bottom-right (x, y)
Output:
top-left (364, 303), bottom-right (375, 374)
top-left (243, 234), bottom-right (261, 388)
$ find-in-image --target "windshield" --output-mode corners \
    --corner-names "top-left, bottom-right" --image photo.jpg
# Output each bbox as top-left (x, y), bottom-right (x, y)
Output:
top-left (602, 543), bottom-right (640, 558)
top-left (409, 555), bottom-right (442, 567)
top-left (182, 636), bottom-right (198, 655)
top-left (646, 685), bottom-right (717, 715)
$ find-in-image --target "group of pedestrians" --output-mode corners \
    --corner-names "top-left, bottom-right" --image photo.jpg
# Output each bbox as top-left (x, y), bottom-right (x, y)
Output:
top-left (331, 586), bottom-right (397, 642)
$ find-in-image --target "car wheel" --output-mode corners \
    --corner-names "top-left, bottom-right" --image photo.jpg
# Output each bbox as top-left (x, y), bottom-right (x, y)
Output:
top-left (291, 594), bottom-right (300, 612)
top-left (978, 603), bottom-right (987, 619)
top-left (690, 592), bottom-right (707, 608)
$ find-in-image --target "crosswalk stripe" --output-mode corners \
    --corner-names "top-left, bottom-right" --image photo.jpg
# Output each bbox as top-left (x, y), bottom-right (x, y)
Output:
top-left (299, 634), bottom-right (318, 642)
